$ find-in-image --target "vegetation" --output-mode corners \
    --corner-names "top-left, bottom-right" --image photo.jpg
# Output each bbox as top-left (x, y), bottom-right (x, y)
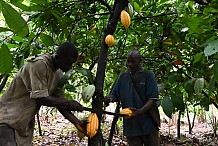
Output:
top-left (0, 0), bottom-right (218, 145)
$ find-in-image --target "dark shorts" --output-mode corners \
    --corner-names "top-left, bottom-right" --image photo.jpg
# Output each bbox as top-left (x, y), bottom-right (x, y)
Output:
top-left (127, 131), bottom-right (160, 146)
top-left (0, 124), bottom-right (17, 146)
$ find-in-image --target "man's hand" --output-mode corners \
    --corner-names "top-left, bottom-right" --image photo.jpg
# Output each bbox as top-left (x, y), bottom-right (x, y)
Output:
top-left (104, 95), bottom-right (115, 107)
top-left (67, 100), bottom-right (83, 111)
top-left (76, 120), bottom-right (88, 135)
top-left (129, 107), bottom-right (143, 117)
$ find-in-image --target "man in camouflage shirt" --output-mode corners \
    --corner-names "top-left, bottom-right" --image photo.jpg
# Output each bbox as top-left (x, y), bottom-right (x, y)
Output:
top-left (0, 42), bottom-right (86, 146)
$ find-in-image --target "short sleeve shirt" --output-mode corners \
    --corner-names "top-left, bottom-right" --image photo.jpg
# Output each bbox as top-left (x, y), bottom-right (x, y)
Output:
top-left (111, 68), bottom-right (159, 137)
top-left (0, 54), bottom-right (64, 146)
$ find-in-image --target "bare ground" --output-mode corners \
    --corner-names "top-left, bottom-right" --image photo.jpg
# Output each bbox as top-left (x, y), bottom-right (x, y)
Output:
top-left (33, 111), bottom-right (218, 146)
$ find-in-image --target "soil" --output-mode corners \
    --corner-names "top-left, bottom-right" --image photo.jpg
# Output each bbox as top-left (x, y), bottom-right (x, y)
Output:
top-left (33, 111), bottom-right (218, 146)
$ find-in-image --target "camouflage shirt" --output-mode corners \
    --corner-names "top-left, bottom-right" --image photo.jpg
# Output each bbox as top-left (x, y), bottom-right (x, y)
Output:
top-left (0, 54), bottom-right (64, 146)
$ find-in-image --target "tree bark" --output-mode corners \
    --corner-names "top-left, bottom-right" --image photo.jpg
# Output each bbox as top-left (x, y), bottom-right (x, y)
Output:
top-left (88, 0), bottom-right (128, 145)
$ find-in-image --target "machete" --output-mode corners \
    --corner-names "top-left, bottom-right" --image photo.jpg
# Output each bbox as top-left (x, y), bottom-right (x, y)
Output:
top-left (83, 107), bottom-right (126, 117)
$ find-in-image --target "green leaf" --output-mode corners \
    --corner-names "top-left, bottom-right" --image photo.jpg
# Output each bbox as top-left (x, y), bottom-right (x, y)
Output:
top-left (39, 33), bottom-right (53, 46)
top-left (58, 72), bottom-right (72, 88)
top-left (208, 75), bottom-right (215, 96)
top-left (15, 56), bottom-right (24, 69)
top-left (0, 27), bottom-right (11, 32)
top-left (161, 96), bottom-right (174, 118)
top-left (78, 68), bottom-right (94, 84)
top-left (12, 2), bottom-right (29, 11)
top-left (65, 84), bottom-right (76, 92)
top-left (184, 78), bottom-right (196, 94)
top-left (171, 93), bottom-right (185, 112)
top-left (194, 78), bottom-right (204, 96)
top-left (12, 36), bottom-right (24, 42)
top-left (71, 34), bottom-right (82, 43)
top-left (204, 39), bottom-right (218, 57)
top-left (185, 16), bottom-right (202, 34)
top-left (9, 0), bottom-right (20, 3)
top-left (193, 52), bottom-right (203, 64)
top-left (177, 1), bottom-right (186, 16)
top-left (133, 2), bottom-right (140, 12)
top-left (31, 0), bottom-right (47, 4)
top-left (213, 61), bottom-right (218, 80)
top-left (0, 44), bottom-right (13, 73)
top-left (1, 1), bottom-right (29, 37)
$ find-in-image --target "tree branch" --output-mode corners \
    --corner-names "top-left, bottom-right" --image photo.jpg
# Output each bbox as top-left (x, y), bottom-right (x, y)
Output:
top-left (0, 74), bottom-right (9, 92)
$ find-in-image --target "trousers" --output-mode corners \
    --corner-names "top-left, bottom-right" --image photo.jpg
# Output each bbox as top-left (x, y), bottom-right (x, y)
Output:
top-left (127, 131), bottom-right (160, 146)
top-left (0, 124), bottom-right (17, 146)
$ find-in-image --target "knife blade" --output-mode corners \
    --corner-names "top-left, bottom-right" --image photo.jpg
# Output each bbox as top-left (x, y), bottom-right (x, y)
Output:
top-left (83, 107), bottom-right (126, 117)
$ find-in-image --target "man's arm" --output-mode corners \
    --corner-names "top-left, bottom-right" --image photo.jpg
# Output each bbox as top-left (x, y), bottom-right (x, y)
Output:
top-left (131, 99), bottom-right (157, 117)
top-left (35, 96), bottom-right (83, 111)
top-left (36, 97), bottom-right (86, 134)
top-left (57, 106), bottom-right (87, 134)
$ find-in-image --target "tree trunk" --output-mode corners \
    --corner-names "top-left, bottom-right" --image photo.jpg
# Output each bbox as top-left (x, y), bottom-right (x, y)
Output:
top-left (177, 110), bottom-right (181, 138)
top-left (88, 0), bottom-right (128, 146)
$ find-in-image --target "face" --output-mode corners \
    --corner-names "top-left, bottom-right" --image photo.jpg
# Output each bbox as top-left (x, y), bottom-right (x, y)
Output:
top-left (126, 57), bottom-right (140, 73)
top-left (58, 56), bottom-right (77, 72)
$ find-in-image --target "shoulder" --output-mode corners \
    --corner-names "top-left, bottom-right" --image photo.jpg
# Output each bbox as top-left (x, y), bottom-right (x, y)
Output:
top-left (26, 54), bottom-right (52, 69)
top-left (143, 69), bottom-right (156, 79)
top-left (120, 71), bottom-right (129, 78)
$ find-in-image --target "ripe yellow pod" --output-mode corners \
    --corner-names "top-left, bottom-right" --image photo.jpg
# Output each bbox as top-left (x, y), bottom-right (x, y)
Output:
top-left (86, 113), bottom-right (99, 138)
top-left (120, 10), bottom-right (131, 29)
top-left (120, 108), bottom-right (133, 116)
top-left (105, 34), bottom-right (115, 46)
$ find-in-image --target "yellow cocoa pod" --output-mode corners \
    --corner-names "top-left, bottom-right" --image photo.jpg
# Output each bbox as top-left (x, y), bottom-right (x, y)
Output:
top-left (120, 108), bottom-right (133, 116)
top-left (86, 113), bottom-right (99, 138)
top-left (120, 10), bottom-right (131, 29)
top-left (105, 34), bottom-right (114, 46)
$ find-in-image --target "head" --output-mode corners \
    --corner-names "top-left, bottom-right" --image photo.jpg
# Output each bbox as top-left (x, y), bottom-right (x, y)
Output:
top-left (55, 42), bottom-right (78, 72)
top-left (126, 49), bottom-right (141, 73)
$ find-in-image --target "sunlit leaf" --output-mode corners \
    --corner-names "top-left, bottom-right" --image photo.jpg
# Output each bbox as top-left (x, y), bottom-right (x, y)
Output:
top-left (31, 0), bottom-right (47, 4)
top-left (1, 1), bottom-right (29, 37)
top-left (176, 1), bottom-right (186, 16)
top-left (39, 33), bottom-right (53, 46)
top-left (12, 2), bottom-right (29, 11)
top-left (133, 2), bottom-right (140, 12)
top-left (12, 36), bottom-right (24, 42)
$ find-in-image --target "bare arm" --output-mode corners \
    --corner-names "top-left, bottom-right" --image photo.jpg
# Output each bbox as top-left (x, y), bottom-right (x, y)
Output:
top-left (35, 96), bottom-right (83, 111)
top-left (131, 99), bottom-right (157, 117)
top-left (57, 106), bottom-right (87, 134)
top-left (36, 97), bottom-right (86, 134)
